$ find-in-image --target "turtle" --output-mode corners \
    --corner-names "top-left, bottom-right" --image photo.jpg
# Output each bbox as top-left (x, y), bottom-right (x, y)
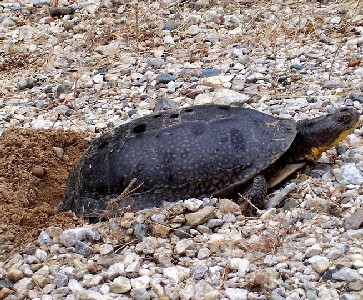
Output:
top-left (60, 104), bottom-right (360, 218)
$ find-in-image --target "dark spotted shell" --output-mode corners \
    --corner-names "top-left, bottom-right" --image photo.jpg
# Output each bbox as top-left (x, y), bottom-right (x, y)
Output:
top-left (62, 105), bottom-right (296, 217)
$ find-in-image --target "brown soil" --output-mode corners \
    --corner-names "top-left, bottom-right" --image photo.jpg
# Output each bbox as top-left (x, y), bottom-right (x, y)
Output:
top-left (0, 128), bottom-right (89, 258)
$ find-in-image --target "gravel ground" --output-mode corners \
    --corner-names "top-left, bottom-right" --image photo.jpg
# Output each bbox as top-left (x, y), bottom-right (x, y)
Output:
top-left (1, 0), bottom-right (363, 299)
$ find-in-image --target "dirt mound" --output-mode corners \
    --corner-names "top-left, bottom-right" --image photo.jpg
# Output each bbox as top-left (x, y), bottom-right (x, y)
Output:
top-left (0, 128), bottom-right (89, 258)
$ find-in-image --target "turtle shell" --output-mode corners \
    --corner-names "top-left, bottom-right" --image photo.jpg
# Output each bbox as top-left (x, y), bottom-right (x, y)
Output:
top-left (62, 105), bottom-right (297, 217)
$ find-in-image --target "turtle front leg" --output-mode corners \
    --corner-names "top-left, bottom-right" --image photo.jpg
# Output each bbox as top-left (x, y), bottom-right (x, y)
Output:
top-left (237, 175), bottom-right (267, 213)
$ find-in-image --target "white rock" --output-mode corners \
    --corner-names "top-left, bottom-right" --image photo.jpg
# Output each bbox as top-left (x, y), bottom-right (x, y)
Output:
top-left (130, 275), bottom-right (151, 289)
top-left (308, 256), bottom-right (330, 274)
top-left (341, 163), bottom-right (363, 185)
top-left (184, 199), bottom-right (203, 211)
top-left (107, 262), bottom-right (125, 279)
top-left (186, 25), bottom-right (201, 35)
top-left (229, 258), bottom-right (243, 270)
top-left (175, 239), bottom-right (194, 254)
top-left (35, 249), bottom-right (47, 262)
top-left (99, 244), bottom-right (114, 255)
top-left (225, 288), bottom-right (248, 300)
top-left (163, 266), bottom-right (190, 283)
top-left (238, 258), bottom-right (250, 276)
top-left (110, 276), bottom-right (131, 294)
top-left (164, 35), bottom-right (175, 44)
top-left (305, 244), bottom-right (322, 258)
top-left (68, 279), bottom-right (84, 294)
top-left (202, 75), bottom-right (234, 85)
top-left (330, 16), bottom-right (341, 24)
top-left (93, 74), bottom-right (104, 84)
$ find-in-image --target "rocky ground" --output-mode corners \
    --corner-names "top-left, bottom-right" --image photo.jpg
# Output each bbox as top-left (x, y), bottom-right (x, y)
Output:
top-left (1, 0), bottom-right (363, 299)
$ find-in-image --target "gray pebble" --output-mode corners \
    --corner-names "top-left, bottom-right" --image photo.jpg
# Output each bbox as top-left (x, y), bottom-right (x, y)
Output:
top-left (134, 223), bottom-right (148, 240)
top-left (154, 97), bottom-right (177, 111)
top-left (155, 73), bottom-right (176, 84)
top-left (38, 231), bottom-right (52, 245)
top-left (75, 241), bottom-right (93, 257)
top-left (174, 226), bottom-right (191, 239)
top-left (332, 267), bottom-right (362, 281)
top-left (201, 68), bottom-right (221, 78)
top-left (206, 218), bottom-right (224, 228)
top-left (191, 264), bottom-right (208, 280)
top-left (18, 77), bottom-right (35, 90)
top-left (54, 272), bottom-right (69, 288)
top-left (49, 7), bottom-right (75, 17)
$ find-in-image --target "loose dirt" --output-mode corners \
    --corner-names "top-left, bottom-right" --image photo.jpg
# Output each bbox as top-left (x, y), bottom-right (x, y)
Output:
top-left (0, 128), bottom-right (89, 258)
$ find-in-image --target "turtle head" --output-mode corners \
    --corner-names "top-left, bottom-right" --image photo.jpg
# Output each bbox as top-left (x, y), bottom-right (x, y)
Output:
top-left (292, 107), bottom-right (361, 161)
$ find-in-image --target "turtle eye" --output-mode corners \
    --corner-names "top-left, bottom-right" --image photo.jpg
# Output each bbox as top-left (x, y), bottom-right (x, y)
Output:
top-left (339, 115), bottom-right (352, 124)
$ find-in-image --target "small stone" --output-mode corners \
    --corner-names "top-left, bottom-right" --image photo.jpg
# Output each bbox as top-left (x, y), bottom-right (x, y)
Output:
top-left (153, 223), bottom-right (170, 235)
top-left (225, 288), bottom-right (248, 300)
top-left (130, 275), bottom-right (150, 289)
top-left (150, 214), bottom-right (166, 223)
top-left (49, 7), bottom-right (75, 17)
top-left (308, 256), bottom-right (330, 274)
top-left (186, 25), bottom-right (201, 35)
top-left (191, 264), bottom-right (208, 279)
top-left (348, 59), bottom-right (361, 68)
top-left (68, 278), bottom-right (83, 294)
top-left (175, 239), bottom-right (194, 254)
top-left (196, 224), bottom-right (212, 234)
top-left (7, 269), bottom-right (24, 282)
top-left (2, 17), bottom-right (16, 27)
top-left (99, 244), bottom-right (114, 255)
top-left (341, 163), bottom-right (363, 185)
top-left (206, 218), bottom-right (224, 228)
top-left (59, 228), bottom-right (100, 247)
top-left (54, 272), bottom-right (69, 288)
top-left (184, 199), bottom-right (203, 211)
top-left (305, 244), bottom-right (322, 258)
top-left (330, 16), bottom-right (341, 24)
top-left (164, 35), bottom-right (175, 45)
top-left (185, 206), bottom-right (215, 227)
top-left (154, 97), bottom-right (176, 111)
top-left (35, 249), bottom-right (47, 262)
top-left (323, 78), bottom-right (342, 89)
top-left (148, 58), bottom-right (165, 68)
top-left (163, 20), bottom-right (181, 30)
top-left (332, 267), bottom-right (362, 281)
top-left (0, 287), bottom-right (11, 299)
top-left (93, 74), bottom-right (104, 84)
top-left (18, 77), bottom-right (35, 90)
top-left (110, 276), bottom-right (131, 294)
top-left (197, 247), bottom-right (211, 259)
top-left (135, 237), bottom-right (158, 254)
top-left (163, 266), bottom-right (190, 283)
top-left (238, 258), bottom-right (250, 276)
top-left (156, 73), bottom-right (176, 84)
top-left (56, 85), bottom-right (65, 98)
top-left (290, 63), bottom-right (303, 70)
top-left (201, 68), bottom-right (221, 78)
top-left (75, 241), bottom-right (93, 257)
top-left (52, 147), bottom-right (64, 160)
top-left (344, 209), bottom-right (363, 230)
top-left (38, 231), bottom-right (52, 245)
top-left (30, 166), bottom-right (47, 178)
top-left (209, 88), bottom-right (250, 106)
top-left (107, 262), bottom-right (125, 280)
top-left (32, 275), bottom-right (50, 288)
top-left (134, 223), bottom-right (148, 240)
top-left (217, 199), bottom-right (240, 214)
top-left (13, 278), bottom-right (34, 295)
top-left (174, 226), bottom-right (191, 239)
top-left (130, 287), bottom-right (151, 300)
